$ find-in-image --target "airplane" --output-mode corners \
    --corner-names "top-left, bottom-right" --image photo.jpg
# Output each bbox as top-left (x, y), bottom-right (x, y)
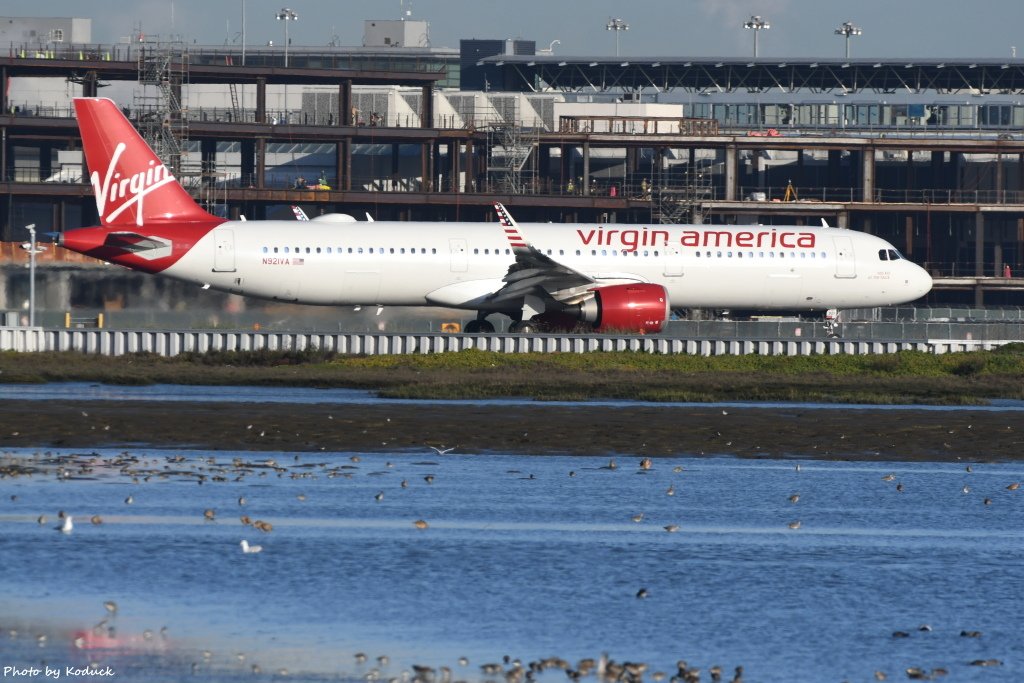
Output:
top-left (59, 97), bottom-right (932, 335)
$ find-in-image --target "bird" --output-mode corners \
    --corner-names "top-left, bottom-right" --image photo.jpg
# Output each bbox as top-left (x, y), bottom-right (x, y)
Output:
top-left (631, 513), bottom-right (644, 523)
top-left (666, 484), bottom-right (675, 496)
top-left (663, 524), bottom-right (679, 533)
top-left (238, 496), bottom-right (247, 506)
top-left (896, 483), bottom-right (904, 493)
top-left (424, 475), bottom-right (435, 484)
top-left (203, 509), bottom-right (216, 521)
top-left (55, 516), bottom-right (73, 534)
top-left (240, 540), bottom-right (263, 554)
top-left (103, 601), bottom-right (117, 615)
top-left (413, 519), bottom-right (429, 529)
top-left (1007, 482), bottom-right (1020, 491)
top-left (789, 493), bottom-right (800, 503)
top-left (36, 514), bottom-right (47, 525)
top-left (882, 473), bottom-right (896, 482)
top-left (639, 457), bottom-right (652, 470)
top-left (962, 485), bottom-right (971, 494)
top-left (374, 491), bottom-right (384, 502)
top-left (788, 520), bottom-right (801, 530)
top-left (90, 514), bottom-right (103, 525)
top-left (429, 446), bottom-right (455, 455)
top-left (636, 588), bottom-right (648, 599)
top-left (124, 495), bottom-right (133, 505)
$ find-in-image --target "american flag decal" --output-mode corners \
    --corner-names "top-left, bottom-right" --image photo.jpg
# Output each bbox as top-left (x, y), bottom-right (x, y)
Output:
top-left (494, 202), bottom-right (527, 249)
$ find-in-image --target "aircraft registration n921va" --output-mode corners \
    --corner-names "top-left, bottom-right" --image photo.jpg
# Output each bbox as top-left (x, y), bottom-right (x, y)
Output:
top-left (60, 97), bottom-right (932, 335)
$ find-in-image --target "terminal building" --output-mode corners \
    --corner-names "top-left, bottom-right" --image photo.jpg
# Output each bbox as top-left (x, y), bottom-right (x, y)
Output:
top-left (0, 13), bottom-right (1023, 319)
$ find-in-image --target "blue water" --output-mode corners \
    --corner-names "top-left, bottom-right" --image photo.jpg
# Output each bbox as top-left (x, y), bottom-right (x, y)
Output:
top-left (2, 381), bottom-right (1024, 411)
top-left (1, 446), bottom-right (1022, 682)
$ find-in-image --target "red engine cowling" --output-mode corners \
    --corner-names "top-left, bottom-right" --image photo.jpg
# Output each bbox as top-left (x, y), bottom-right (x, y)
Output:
top-left (577, 283), bottom-right (670, 334)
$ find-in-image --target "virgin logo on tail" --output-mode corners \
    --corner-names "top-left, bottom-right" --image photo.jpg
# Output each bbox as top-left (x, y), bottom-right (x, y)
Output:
top-left (74, 97), bottom-right (221, 230)
top-left (91, 142), bottom-right (178, 226)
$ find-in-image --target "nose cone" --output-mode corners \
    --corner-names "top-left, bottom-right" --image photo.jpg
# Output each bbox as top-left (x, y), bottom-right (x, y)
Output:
top-left (909, 263), bottom-right (933, 300)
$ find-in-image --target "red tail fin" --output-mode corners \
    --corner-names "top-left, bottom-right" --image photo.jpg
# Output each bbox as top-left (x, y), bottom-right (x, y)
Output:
top-left (73, 98), bottom-right (219, 228)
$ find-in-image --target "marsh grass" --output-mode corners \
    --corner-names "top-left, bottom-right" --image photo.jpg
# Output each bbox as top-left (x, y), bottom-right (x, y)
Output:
top-left (1, 346), bottom-right (1022, 404)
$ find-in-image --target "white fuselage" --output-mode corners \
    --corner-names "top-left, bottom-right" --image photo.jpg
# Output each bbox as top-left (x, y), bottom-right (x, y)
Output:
top-left (169, 220), bottom-right (932, 312)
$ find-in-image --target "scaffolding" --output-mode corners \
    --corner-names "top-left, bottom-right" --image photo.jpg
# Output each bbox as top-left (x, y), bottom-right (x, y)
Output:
top-left (486, 123), bottom-right (540, 195)
top-left (654, 163), bottom-right (714, 225)
top-left (134, 40), bottom-right (190, 183)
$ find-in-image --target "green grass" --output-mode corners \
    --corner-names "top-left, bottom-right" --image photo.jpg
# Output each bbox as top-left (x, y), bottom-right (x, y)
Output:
top-left (1, 346), bottom-right (1023, 404)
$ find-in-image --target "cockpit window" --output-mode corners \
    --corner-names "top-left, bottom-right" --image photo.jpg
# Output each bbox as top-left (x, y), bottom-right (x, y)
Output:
top-left (880, 248), bottom-right (903, 261)
top-left (888, 249), bottom-right (901, 260)
top-left (878, 249), bottom-right (888, 261)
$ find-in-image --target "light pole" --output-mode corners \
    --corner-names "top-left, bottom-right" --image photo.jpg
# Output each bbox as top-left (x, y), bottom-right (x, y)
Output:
top-left (23, 223), bottom-right (36, 327)
top-left (241, 0), bottom-right (246, 66)
top-left (276, 8), bottom-right (298, 67)
top-left (606, 18), bottom-right (628, 57)
top-left (743, 15), bottom-right (770, 58)
top-left (834, 21), bottom-right (862, 59)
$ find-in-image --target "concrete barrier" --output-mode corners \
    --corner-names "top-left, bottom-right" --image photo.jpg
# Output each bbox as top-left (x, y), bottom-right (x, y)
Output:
top-left (0, 326), bottom-right (1020, 356)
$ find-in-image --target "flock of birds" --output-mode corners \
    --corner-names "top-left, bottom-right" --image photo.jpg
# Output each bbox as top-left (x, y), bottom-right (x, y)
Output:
top-left (2, 441), bottom-right (1022, 683)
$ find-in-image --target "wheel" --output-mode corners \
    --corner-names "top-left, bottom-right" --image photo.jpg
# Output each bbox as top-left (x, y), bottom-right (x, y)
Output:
top-left (464, 319), bottom-right (495, 334)
top-left (509, 320), bottom-right (540, 334)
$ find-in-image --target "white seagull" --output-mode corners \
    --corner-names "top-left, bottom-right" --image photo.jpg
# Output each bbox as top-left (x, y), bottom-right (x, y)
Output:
top-left (240, 540), bottom-right (263, 554)
top-left (428, 446), bottom-right (455, 455)
top-left (56, 516), bottom-right (73, 534)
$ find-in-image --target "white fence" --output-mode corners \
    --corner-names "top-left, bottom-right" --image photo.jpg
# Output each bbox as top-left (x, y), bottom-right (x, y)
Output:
top-left (1, 327), bottom-right (1018, 357)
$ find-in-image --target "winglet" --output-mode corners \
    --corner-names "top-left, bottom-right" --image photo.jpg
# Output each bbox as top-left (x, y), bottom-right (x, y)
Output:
top-left (494, 202), bottom-right (528, 249)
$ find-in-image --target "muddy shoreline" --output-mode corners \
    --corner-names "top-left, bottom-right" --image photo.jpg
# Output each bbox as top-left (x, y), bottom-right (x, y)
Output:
top-left (0, 399), bottom-right (1019, 461)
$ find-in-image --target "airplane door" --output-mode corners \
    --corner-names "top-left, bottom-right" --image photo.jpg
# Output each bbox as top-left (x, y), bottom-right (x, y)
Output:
top-left (213, 229), bottom-right (236, 273)
top-left (449, 238), bottom-right (468, 272)
top-left (663, 245), bottom-right (683, 277)
top-left (832, 235), bottom-right (856, 278)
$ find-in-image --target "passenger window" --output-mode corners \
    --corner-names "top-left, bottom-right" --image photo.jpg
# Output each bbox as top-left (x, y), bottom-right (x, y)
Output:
top-left (261, 246), bottom-right (268, 254)
top-left (284, 247), bottom-right (290, 254)
top-left (357, 247), bottom-right (363, 254)
top-left (273, 247), bottom-right (279, 254)
top-left (316, 247), bottom-right (321, 254)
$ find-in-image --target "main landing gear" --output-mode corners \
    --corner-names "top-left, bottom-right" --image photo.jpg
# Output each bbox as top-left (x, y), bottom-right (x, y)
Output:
top-left (463, 318), bottom-right (495, 334)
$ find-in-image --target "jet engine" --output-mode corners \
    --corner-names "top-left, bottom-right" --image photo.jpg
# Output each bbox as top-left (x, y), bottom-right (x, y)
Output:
top-left (573, 283), bottom-right (670, 334)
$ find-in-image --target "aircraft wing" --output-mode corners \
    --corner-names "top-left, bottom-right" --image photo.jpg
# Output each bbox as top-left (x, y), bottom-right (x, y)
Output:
top-left (485, 203), bottom-right (597, 305)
